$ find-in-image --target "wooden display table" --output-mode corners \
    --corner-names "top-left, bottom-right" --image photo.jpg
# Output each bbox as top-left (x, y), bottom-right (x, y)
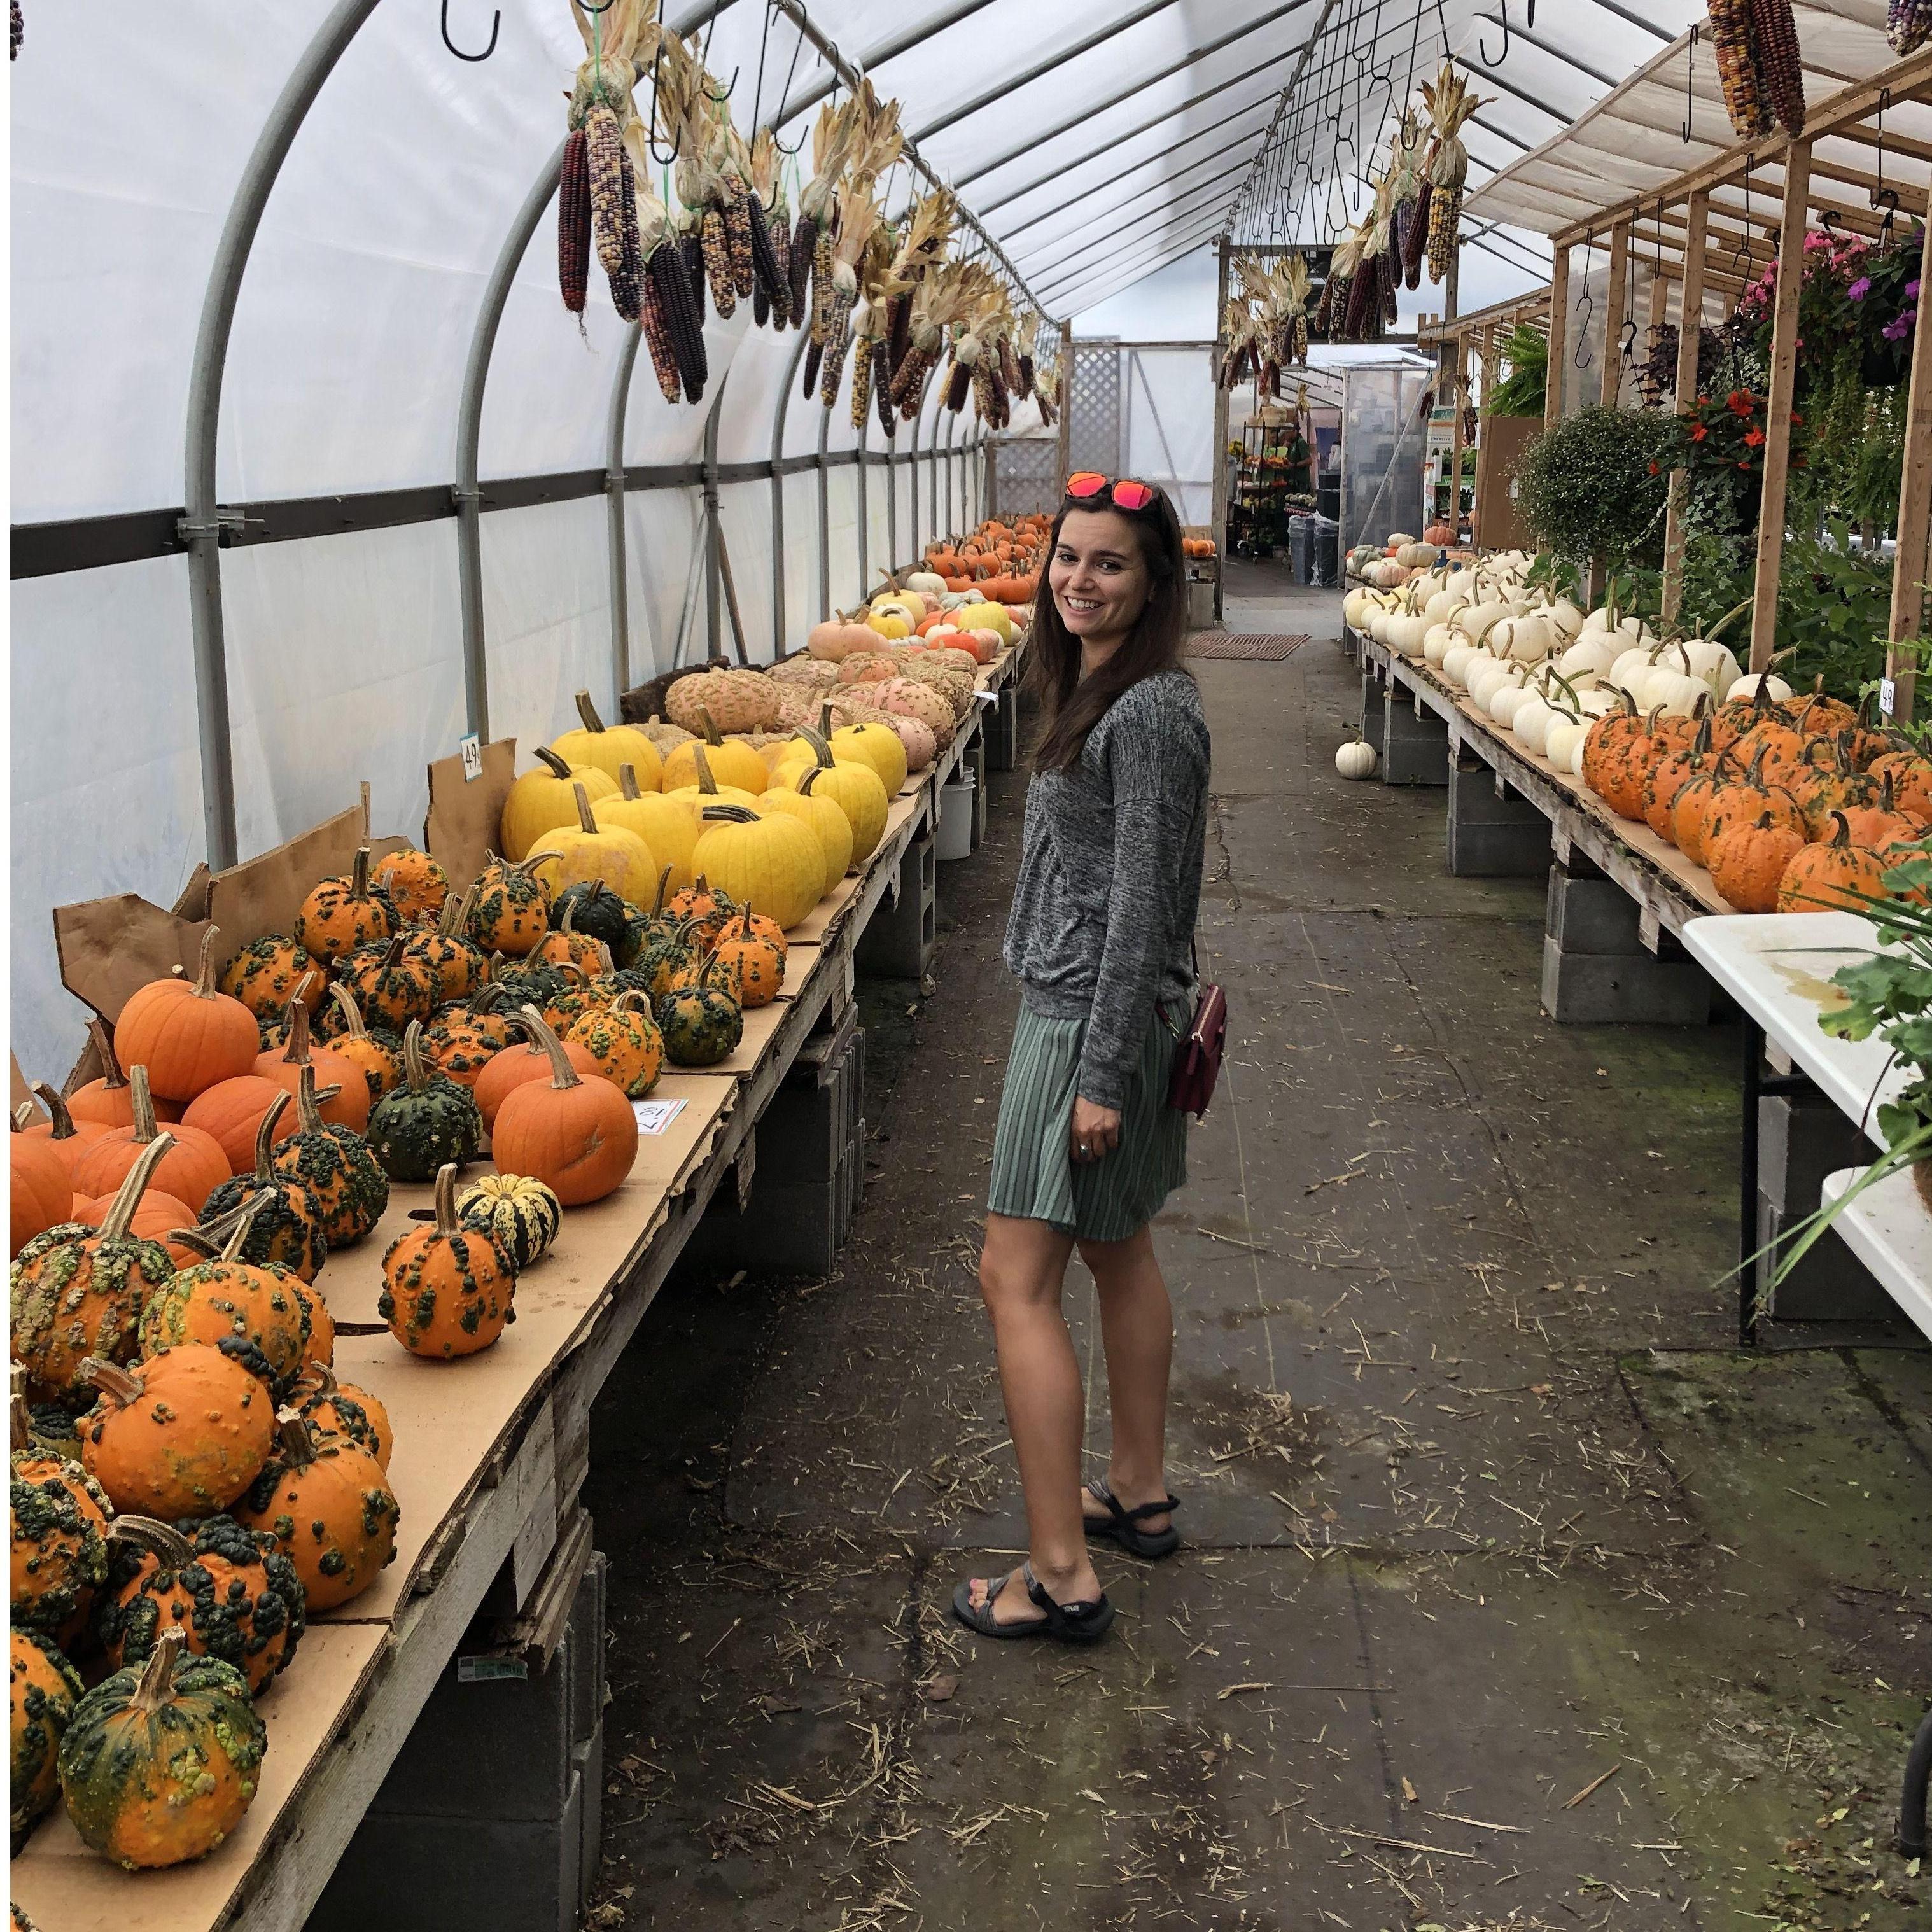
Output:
top-left (10, 640), bottom-right (1025, 1932)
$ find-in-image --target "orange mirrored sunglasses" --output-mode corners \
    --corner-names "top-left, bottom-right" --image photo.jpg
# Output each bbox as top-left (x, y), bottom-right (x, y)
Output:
top-left (1065, 472), bottom-right (1157, 512)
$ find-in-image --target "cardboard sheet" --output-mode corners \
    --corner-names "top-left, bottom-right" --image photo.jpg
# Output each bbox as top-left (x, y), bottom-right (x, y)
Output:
top-left (423, 736), bottom-right (518, 888)
top-left (9, 1622), bottom-right (387, 1932)
top-left (205, 805), bottom-right (410, 963)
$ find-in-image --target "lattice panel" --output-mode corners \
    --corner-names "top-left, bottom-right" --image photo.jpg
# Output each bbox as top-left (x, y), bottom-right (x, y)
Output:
top-left (1068, 343), bottom-right (1121, 479)
top-left (991, 438), bottom-right (1061, 520)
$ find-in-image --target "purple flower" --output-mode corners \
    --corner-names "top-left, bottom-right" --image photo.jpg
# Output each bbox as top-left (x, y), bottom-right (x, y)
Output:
top-left (1883, 308), bottom-right (1916, 342)
top-left (1910, 279), bottom-right (1922, 300)
top-left (1847, 276), bottom-right (1872, 302)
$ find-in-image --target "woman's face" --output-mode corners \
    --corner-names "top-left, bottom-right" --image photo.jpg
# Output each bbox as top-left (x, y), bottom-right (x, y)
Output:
top-left (1049, 508), bottom-right (1152, 649)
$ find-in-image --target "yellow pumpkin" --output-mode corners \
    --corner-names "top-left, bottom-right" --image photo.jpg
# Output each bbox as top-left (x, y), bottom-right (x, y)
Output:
top-left (691, 806), bottom-right (825, 930)
top-left (592, 764), bottom-right (700, 892)
top-left (760, 775), bottom-right (855, 895)
top-left (549, 690), bottom-right (663, 791)
top-left (664, 741), bottom-right (767, 812)
top-left (952, 601), bottom-right (1014, 643)
top-left (785, 732), bottom-right (888, 863)
top-left (865, 612), bottom-right (911, 641)
top-left (871, 591), bottom-right (925, 623)
top-left (501, 748), bottom-right (617, 862)
top-left (830, 720), bottom-right (909, 797)
top-left (663, 726), bottom-right (771, 797)
top-left (529, 782), bottom-right (657, 902)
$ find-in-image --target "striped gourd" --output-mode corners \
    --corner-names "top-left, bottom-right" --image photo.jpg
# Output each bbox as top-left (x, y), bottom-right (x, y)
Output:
top-left (641, 270), bottom-right (682, 402)
top-left (1749, 0), bottom-right (1806, 136)
top-left (585, 107), bottom-right (628, 278)
top-left (701, 209), bottom-right (736, 319)
top-left (558, 129), bottom-right (590, 314)
top-left (1709, 0), bottom-right (1774, 137)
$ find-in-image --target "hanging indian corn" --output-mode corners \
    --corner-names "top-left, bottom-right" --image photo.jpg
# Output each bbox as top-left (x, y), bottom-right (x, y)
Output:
top-left (1892, 0), bottom-right (1932, 55)
top-left (1418, 64), bottom-right (1487, 286)
top-left (1748, 0), bottom-right (1807, 136)
top-left (559, 128), bottom-right (591, 314)
top-left (1709, 0), bottom-right (1775, 138)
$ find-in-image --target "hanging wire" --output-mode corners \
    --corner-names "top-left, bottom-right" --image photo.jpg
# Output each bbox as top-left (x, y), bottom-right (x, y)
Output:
top-left (1872, 86), bottom-right (1890, 204)
top-left (1574, 234), bottom-right (1595, 368)
top-left (697, 4), bottom-right (740, 103)
top-left (645, 35), bottom-right (680, 161)
top-left (1681, 24), bottom-right (1698, 142)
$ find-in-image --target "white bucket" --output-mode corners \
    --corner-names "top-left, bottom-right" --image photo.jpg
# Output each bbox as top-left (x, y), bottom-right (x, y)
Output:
top-left (936, 771), bottom-right (976, 860)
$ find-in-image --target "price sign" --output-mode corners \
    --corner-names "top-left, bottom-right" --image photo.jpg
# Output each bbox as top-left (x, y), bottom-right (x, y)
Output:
top-left (460, 733), bottom-right (482, 781)
top-left (1880, 678), bottom-right (1898, 718)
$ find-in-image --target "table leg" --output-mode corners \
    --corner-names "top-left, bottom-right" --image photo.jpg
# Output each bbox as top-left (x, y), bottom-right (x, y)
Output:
top-left (1741, 1018), bottom-right (1761, 1347)
top-left (1899, 1705), bottom-right (1932, 1859)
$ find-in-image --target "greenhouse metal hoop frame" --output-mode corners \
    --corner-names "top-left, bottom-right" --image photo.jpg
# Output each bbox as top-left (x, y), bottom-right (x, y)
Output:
top-left (31, 0), bottom-right (1060, 873)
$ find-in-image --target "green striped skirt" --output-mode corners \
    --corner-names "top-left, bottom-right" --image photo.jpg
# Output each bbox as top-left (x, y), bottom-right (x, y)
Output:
top-left (987, 1000), bottom-right (1189, 1242)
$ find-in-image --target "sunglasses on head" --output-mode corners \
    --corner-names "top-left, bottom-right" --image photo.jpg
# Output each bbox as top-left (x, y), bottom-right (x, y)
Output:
top-left (1065, 472), bottom-right (1157, 513)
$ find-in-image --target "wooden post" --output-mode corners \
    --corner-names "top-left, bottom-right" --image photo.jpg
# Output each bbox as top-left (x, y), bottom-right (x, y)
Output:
top-left (1885, 209), bottom-right (1932, 720)
top-left (1660, 190), bottom-right (1709, 626)
top-left (1545, 243), bottom-right (1569, 433)
top-left (1475, 320), bottom-right (1495, 545)
top-left (1449, 333), bottom-right (1467, 544)
top-left (1599, 220), bottom-right (1630, 410)
top-left (1211, 237), bottom-right (1231, 619)
top-left (1749, 141), bottom-right (1811, 675)
top-left (1055, 318), bottom-right (1074, 499)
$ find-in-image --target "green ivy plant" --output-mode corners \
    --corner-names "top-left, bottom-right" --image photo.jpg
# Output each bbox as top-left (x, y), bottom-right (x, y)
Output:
top-left (1516, 407), bottom-right (1676, 573)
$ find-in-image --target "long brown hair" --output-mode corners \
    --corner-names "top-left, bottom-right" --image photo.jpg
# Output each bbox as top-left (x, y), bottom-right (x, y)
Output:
top-left (1023, 484), bottom-right (1189, 771)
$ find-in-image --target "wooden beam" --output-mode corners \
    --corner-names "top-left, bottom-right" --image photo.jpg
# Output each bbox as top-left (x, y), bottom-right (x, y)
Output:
top-left (1600, 220), bottom-right (1630, 410)
top-left (1886, 211), bottom-right (1932, 720)
top-left (1450, 335), bottom-right (1467, 543)
top-left (1210, 238), bottom-right (1230, 607)
top-left (1660, 190), bottom-right (1709, 627)
top-left (1750, 142), bottom-right (1811, 674)
top-left (1545, 242), bottom-right (1569, 432)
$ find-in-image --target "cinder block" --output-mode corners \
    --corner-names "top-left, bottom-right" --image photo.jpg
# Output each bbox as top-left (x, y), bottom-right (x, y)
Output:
top-left (1546, 866), bottom-right (1642, 954)
top-left (988, 683), bottom-right (1019, 772)
top-left (573, 1730), bottom-right (603, 1904)
top-left (857, 829), bottom-right (937, 979)
top-left (969, 731), bottom-right (988, 850)
top-left (1448, 759), bottom-right (1549, 876)
top-left (1539, 935), bottom-right (1712, 1024)
top-left (1359, 669), bottom-right (1383, 737)
top-left (746, 1061), bottom-right (848, 1186)
top-left (1754, 1091), bottom-right (1896, 1321)
top-left (309, 1777), bottom-right (585, 1932)
top-left (570, 1552), bottom-right (606, 1750)
top-left (1382, 692), bottom-right (1450, 786)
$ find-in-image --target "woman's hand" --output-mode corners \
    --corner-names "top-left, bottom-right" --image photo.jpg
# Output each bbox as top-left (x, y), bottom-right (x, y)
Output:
top-left (1070, 1098), bottom-right (1123, 1164)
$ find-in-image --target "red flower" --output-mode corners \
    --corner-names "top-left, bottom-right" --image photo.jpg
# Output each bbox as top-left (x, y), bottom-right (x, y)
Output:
top-left (1744, 428), bottom-right (1766, 448)
top-left (1737, 459), bottom-right (1752, 470)
top-left (1791, 411), bottom-right (1803, 426)
top-left (1727, 390), bottom-right (1753, 415)
top-left (1695, 394), bottom-right (1711, 407)
top-left (1690, 424), bottom-right (1708, 442)
top-left (1648, 459), bottom-right (1660, 475)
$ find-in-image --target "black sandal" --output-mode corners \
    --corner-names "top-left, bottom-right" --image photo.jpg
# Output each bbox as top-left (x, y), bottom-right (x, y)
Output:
top-left (951, 1563), bottom-right (1116, 1643)
top-left (1083, 1475), bottom-right (1180, 1559)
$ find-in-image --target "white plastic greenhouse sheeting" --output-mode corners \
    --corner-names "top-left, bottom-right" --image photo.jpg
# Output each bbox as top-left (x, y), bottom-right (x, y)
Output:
top-left (1120, 346), bottom-right (1215, 528)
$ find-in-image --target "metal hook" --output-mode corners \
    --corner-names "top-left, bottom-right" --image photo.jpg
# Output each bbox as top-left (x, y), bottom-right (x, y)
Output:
top-left (1573, 236), bottom-right (1595, 369)
top-left (1821, 209), bottom-right (1840, 237)
top-left (696, 4), bottom-right (739, 104)
top-left (580, 0), bottom-right (617, 12)
top-left (645, 36), bottom-right (680, 164)
top-left (1480, 0), bottom-right (1511, 66)
top-left (1872, 87), bottom-right (1890, 205)
top-left (440, 0), bottom-right (498, 61)
top-left (1876, 186), bottom-right (1900, 252)
top-left (1681, 24), bottom-right (1698, 143)
top-left (1618, 317), bottom-right (1637, 363)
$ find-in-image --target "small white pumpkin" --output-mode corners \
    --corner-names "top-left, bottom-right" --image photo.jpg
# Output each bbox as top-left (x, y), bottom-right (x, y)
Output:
top-left (1558, 634), bottom-right (1621, 680)
top-left (1725, 671), bottom-right (1792, 704)
top-left (1441, 643), bottom-right (1480, 688)
top-left (903, 571), bottom-right (946, 598)
top-left (1491, 681), bottom-right (1538, 729)
top-left (1335, 736), bottom-right (1380, 780)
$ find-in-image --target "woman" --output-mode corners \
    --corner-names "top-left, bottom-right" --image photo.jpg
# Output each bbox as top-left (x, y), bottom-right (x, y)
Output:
top-left (953, 474), bottom-right (1212, 1644)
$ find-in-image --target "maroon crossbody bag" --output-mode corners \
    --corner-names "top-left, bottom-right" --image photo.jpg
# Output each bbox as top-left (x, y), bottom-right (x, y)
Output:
top-left (1165, 940), bottom-right (1226, 1120)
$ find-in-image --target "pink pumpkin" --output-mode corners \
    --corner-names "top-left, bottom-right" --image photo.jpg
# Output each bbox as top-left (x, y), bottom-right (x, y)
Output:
top-left (874, 678), bottom-right (955, 738)
top-left (871, 711), bottom-right (936, 773)
top-left (838, 653), bottom-right (899, 685)
top-left (808, 619), bottom-right (878, 661)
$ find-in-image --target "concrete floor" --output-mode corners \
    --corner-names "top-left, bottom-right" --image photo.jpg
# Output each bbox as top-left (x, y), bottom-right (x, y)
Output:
top-left (583, 564), bottom-right (1931, 1932)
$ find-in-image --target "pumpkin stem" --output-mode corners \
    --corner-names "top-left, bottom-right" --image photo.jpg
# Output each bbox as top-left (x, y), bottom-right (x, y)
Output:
top-left (701, 804), bottom-right (760, 824)
top-left (132, 1629), bottom-right (188, 1712)
top-left (558, 899), bottom-right (580, 937)
top-left (108, 1516), bottom-right (195, 1570)
top-left (799, 724), bottom-right (836, 768)
top-left (295, 1063), bottom-right (327, 1137)
top-left (1828, 810), bottom-right (1852, 848)
top-left (697, 705), bottom-right (724, 747)
top-left (29, 1081), bottom-right (81, 1142)
top-left (127, 1066), bottom-right (162, 1146)
top-left (164, 1223), bottom-right (223, 1259)
top-left (515, 1005), bottom-right (583, 1093)
top-left (693, 745), bottom-right (718, 794)
top-left (620, 762), bottom-right (646, 802)
top-left (85, 1018), bottom-right (129, 1093)
top-left (186, 925), bottom-right (223, 1000)
top-left (251, 1089), bottom-right (292, 1182)
top-left (280, 981), bottom-right (320, 1068)
top-left (572, 782), bottom-right (598, 836)
top-left (433, 1159), bottom-right (463, 1234)
top-left (328, 981), bottom-right (367, 1040)
top-left (597, 941), bottom-right (616, 975)
top-left (348, 846), bottom-right (372, 905)
top-left (533, 746), bottom-right (575, 781)
top-left (78, 1356), bottom-right (146, 1408)
top-left (799, 765), bottom-right (826, 798)
top-left (650, 864), bottom-right (673, 917)
top-left (575, 690), bottom-right (607, 734)
top-left (401, 1021), bottom-right (431, 1096)
top-left (273, 1406), bottom-right (316, 1465)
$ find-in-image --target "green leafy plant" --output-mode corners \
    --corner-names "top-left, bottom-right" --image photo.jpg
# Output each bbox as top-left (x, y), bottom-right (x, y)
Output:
top-left (1516, 406), bottom-right (1675, 573)
top-left (1483, 323), bottom-right (1548, 419)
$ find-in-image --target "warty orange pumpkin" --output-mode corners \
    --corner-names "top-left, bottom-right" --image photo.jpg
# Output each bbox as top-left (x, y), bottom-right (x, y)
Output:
top-left (251, 979), bottom-right (368, 1129)
top-left (379, 1162), bottom-right (516, 1359)
top-left (290, 1362), bottom-right (393, 1469)
top-left (294, 845), bottom-right (400, 963)
top-left (1708, 811), bottom-right (1807, 914)
top-left (372, 845), bottom-right (451, 924)
top-left (234, 1408), bottom-right (399, 1611)
top-left (1777, 812), bottom-right (1890, 913)
top-left (218, 934), bottom-right (326, 1021)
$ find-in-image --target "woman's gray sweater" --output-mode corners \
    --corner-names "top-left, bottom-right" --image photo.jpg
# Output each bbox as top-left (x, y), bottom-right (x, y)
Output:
top-left (1002, 668), bottom-right (1212, 1110)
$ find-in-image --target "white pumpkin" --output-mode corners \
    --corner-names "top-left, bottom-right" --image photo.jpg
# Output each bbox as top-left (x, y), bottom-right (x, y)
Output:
top-left (1422, 623), bottom-right (1466, 668)
top-left (1490, 611), bottom-right (1557, 664)
top-left (1385, 610), bottom-right (1434, 656)
top-left (1491, 680), bottom-right (1538, 729)
top-left (1461, 601), bottom-right (1525, 644)
top-left (1543, 719), bottom-right (1585, 770)
top-left (1725, 671), bottom-right (1793, 704)
top-left (1546, 596), bottom-right (1586, 641)
top-left (903, 571), bottom-right (946, 598)
top-left (1336, 737), bottom-right (1380, 780)
top-left (1441, 643), bottom-right (1480, 688)
top-left (1343, 587), bottom-right (1383, 631)
top-left (1558, 634), bottom-right (1621, 681)
top-left (1677, 636), bottom-right (1742, 692)
top-left (1423, 589), bottom-right (1466, 625)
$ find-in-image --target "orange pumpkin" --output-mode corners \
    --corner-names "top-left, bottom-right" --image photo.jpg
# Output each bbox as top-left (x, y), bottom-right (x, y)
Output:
top-left (295, 845), bottom-right (400, 963)
top-left (15, 1082), bottom-right (109, 1183)
top-left (181, 1072), bottom-right (301, 1173)
top-left (291, 1363), bottom-right (393, 1469)
top-left (1708, 811), bottom-right (1807, 914)
top-left (197, 1091), bottom-right (329, 1285)
top-left (400, 882), bottom-right (487, 1005)
top-left (67, 1019), bottom-right (184, 1130)
top-left (318, 981), bottom-right (403, 1103)
top-left (136, 1197), bottom-right (311, 1394)
top-left (253, 983), bottom-right (368, 1130)
top-left (372, 846), bottom-right (451, 925)
top-left (334, 933), bottom-right (438, 1035)
top-left (72, 1179), bottom-right (202, 1269)
top-left (379, 1163), bottom-right (515, 1360)
top-left (1869, 752), bottom-right (1932, 819)
top-left (491, 1007), bottom-right (638, 1206)
top-left (1778, 812), bottom-right (1891, 913)
top-left (465, 852), bottom-right (554, 956)
top-left (1641, 720), bottom-right (1714, 844)
top-left (472, 1021), bottom-right (603, 1130)
top-left (78, 1344), bottom-right (276, 1518)
top-left (10, 1127), bottom-right (73, 1258)
top-left (69, 1067), bottom-right (230, 1215)
top-left (113, 928), bottom-right (260, 1104)
top-left (711, 909), bottom-right (786, 1008)
top-left (233, 1409), bottom-right (398, 1611)
top-left (217, 934), bottom-right (326, 1021)
top-left (566, 990), bottom-right (664, 1097)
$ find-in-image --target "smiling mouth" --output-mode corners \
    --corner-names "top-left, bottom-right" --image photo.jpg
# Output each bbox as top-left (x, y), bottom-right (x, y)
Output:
top-left (1065, 598), bottom-right (1102, 612)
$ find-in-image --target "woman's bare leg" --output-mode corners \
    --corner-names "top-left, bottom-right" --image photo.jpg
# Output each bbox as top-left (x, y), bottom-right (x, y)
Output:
top-left (1079, 1226), bottom-right (1174, 1536)
top-left (964, 1211), bottom-right (1106, 1623)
